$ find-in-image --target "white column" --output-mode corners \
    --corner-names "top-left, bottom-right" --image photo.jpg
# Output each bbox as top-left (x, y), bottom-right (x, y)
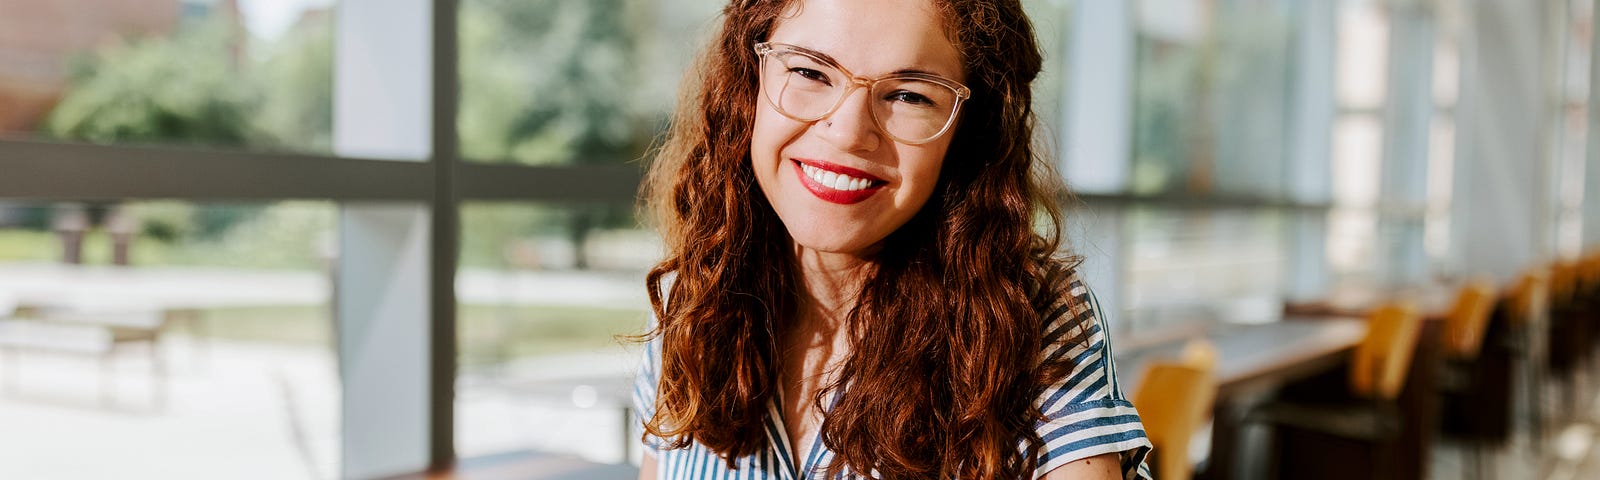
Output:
top-left (1061, 0), bottom-right (1132, 194)
top-left (1583, 0), bottom-right (1600, 248)
top-left (1378, 0), bottom-right (1434, 286)
top-left (334, 0), bottom-right (435, 478)
top-left (336, 205), bottom-right (433, 478)
top-left (1285, 0), bottom-right (1336, 302)
top-left (1061, 0), bottom-right (1132, 330)
top-left (1066, 205), bottom-right (1129, 333)
top-left (1453, 0), bottom-right (1555, 282)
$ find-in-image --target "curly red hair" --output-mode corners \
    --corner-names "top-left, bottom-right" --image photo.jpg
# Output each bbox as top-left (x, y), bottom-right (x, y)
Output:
top-left (640, 1), bottom-right (1085, 478)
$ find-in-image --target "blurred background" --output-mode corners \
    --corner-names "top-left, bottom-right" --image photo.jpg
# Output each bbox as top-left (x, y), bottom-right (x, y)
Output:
top-left (0, 0), bottom-right (1594, 479)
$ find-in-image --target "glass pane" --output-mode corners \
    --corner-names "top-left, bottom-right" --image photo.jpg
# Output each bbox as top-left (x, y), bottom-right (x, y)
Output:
top-left (457, 0), bottom-right (722, 165)
top-left (1123, 206), bottom-right (1287, 331)
top-left (0, 1), bottom-right (336, 153)
top-left (1131, 0), bottom-right (1296, 198)
top-left (1336, 0), bottom-right (1389, 110)
top-left (0, 200), bottom-right (338, 479)
top-left (455, 201), bottom-right (656, 467)
top-left (1025, 0), bottom-right (1072, 138)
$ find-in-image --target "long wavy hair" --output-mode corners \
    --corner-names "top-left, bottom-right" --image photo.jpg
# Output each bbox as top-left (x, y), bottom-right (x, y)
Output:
top-left (640, 0), bottom-right (1084, 478)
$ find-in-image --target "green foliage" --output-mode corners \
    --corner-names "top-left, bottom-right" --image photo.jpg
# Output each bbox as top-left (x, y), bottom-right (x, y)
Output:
top-left (44, 18), bottom-right (264, 147)
top-left (256, 13), bottom-right (335, 151)
top-left (459, 203), bottom-right (569, 268)
top-left (130, 201), bottom-right (196, 242)
top-left (119, 201), bottom-right (332, 268)
top-left (0, 201), bottom-right (332, 268)
top-left (460, 0), bottom-right (657, 165)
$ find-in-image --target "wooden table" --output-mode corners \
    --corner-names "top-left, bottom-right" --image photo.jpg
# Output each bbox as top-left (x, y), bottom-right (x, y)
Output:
top-left (1283, 283), bottom-right (1457, 321)
top-left (1118, 317), bottom-right (1366, 395)
top-left (1116, 317), bottom-right (1368, 480)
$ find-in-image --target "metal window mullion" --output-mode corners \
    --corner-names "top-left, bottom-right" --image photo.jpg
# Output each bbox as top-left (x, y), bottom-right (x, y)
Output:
top-left (429, 0), bottom-right (459, 472)
top-left (0, 140), bottom-right (433, 201)
top-left (0, 139), bottom-right (646, 203)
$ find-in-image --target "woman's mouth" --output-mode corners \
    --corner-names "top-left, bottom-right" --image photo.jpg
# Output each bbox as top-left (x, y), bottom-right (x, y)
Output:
top-left (791, 159), bottom-right (886, 204)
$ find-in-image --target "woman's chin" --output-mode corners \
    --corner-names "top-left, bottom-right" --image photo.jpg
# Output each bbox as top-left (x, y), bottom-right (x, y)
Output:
top-left (788, 231), bottom-right (883, 260)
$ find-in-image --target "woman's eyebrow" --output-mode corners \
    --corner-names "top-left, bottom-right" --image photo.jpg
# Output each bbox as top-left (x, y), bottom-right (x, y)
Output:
top-left (891, 68), bottom-right (953, 78)
top-left (789, 43), bottom-right (959, 80)
top-left (790, 44), bottom-right (846, 69)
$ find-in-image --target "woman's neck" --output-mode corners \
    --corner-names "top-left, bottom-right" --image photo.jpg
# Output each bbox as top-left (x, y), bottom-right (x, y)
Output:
top-left (792, 244), bottom-right (873, 328)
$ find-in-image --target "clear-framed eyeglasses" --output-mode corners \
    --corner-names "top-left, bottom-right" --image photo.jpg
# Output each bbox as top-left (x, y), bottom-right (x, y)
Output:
top-left (754, 42), bottom-right (971, 145)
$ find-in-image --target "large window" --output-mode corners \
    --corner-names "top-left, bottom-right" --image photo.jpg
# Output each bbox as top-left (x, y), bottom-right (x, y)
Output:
top-left (2, 0), bottom-right (671, 476)
top-left (1117, 0), bottom-right (1302, 330)
top-left (1130, 0), bottom-right (1295, 199)
top-left (1327, 0), bottom-right (1465, 287)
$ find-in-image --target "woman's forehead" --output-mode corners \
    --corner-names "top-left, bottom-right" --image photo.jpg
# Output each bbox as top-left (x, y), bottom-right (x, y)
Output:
top-left (766, 0), bottom-right (964, 81)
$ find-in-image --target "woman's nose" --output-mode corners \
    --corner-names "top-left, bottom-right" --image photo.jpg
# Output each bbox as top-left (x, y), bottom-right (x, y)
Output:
top-left (816, 86), bottom-right (882, 153)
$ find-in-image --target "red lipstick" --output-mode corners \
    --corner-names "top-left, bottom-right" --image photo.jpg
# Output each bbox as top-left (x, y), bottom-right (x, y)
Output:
top-left (791, 159), bottom-right (886, 205)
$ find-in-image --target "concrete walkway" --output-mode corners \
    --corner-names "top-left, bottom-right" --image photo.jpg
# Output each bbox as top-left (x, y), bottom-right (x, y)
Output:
top-left (0, 262), bottom-right (650, 479)
top-left (0, 333), bottom-right (643, 479)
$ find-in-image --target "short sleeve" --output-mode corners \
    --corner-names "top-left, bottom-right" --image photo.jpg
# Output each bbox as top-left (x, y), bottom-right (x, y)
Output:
top-left (1032, 274), bottom-right (1152, 480)
top-left (632, 329), bottom-right (666, 453)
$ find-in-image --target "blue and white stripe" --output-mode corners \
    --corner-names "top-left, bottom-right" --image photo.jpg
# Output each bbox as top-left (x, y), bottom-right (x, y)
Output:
top-left (633, 270), bottom-right (1152, 479)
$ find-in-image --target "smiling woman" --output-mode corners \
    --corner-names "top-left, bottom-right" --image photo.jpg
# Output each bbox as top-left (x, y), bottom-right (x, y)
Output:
top-left (633, 0), bottom-right (1150, 479)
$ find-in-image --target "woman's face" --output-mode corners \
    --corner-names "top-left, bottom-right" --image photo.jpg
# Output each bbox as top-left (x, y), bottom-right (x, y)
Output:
top-left (750, 0), bottom-right (963, 258)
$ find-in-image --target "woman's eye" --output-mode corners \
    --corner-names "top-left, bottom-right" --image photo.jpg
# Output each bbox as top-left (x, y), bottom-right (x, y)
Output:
top-left (887, 90), bottom-right (936, 107)
top-left (788, 67), bottom-right (831, 85)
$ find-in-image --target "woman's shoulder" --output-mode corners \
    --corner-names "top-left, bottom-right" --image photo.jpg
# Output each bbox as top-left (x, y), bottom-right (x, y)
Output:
top-left (1029, 256), bottom-right (1097, 329)
top-left (1028, 256), bottom-right (1122, 375)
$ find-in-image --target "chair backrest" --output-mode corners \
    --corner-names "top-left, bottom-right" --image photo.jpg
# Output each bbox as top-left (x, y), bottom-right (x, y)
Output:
top-left (1179, 338), bottom-right (1218, 373)
top-left (1349, 302), bottom-right (1423, 400)
top-left (1133, 362), bottom-right (1215, 480)
top-left (1550, 261), bottom-right (1578, 307)
top-left (1441, 278), bottom-right (1498, 359)
top-left (1581, 255), bottom-right (1600, 293)
top-left (1509, 269), bottom-right (1549, 327)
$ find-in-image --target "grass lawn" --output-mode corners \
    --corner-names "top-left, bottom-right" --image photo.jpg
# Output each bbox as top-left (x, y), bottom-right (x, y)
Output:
top-left (189, 303), bottom-right (649, 365)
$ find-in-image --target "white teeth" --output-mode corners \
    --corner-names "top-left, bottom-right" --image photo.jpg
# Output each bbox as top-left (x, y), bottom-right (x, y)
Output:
top-left (800, 163), bottom-right (875, 191)
top-left (831, 175), bottom-right (851, 191)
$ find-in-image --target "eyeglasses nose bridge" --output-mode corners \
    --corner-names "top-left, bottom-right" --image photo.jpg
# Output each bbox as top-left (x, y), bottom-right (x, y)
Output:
top-left (821, 77), bottom-right (880, 122)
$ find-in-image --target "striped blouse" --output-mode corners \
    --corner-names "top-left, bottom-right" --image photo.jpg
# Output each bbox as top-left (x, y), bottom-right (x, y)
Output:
top-left (632, 270), bottom-right (1153, 479)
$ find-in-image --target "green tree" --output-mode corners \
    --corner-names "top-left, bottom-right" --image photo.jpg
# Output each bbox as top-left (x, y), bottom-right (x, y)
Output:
top-left (42, 17), bottom-right (268, 256)
top-left (45, 18), bottom-right (264, 147)
top-left (256, 12), bottom-right (335, 152)
top-left (460, 0), bottom-right (656, 269)
top-left (460, 0), bottom-right (655, 166)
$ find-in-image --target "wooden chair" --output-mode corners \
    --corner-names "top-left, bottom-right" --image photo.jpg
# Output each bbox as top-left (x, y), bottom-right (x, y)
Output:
top-left (1507, 269), bottom-right (1551, 450)
top-left (1436, 278), bottom-right (1512, 476)
top-left (1440, 278), bottom-right (1498, 362)
top-left (1547, 260), bottom-right (1591, 420)
top-left (1133, 358), bottom-right (1216, 480)
top-left (1350, 303), bottom-right (1425, 401)
top-left (1179, 337), bottom-right (1218, 373)
top-left (1248, 302), bottom-right (1425, 480)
